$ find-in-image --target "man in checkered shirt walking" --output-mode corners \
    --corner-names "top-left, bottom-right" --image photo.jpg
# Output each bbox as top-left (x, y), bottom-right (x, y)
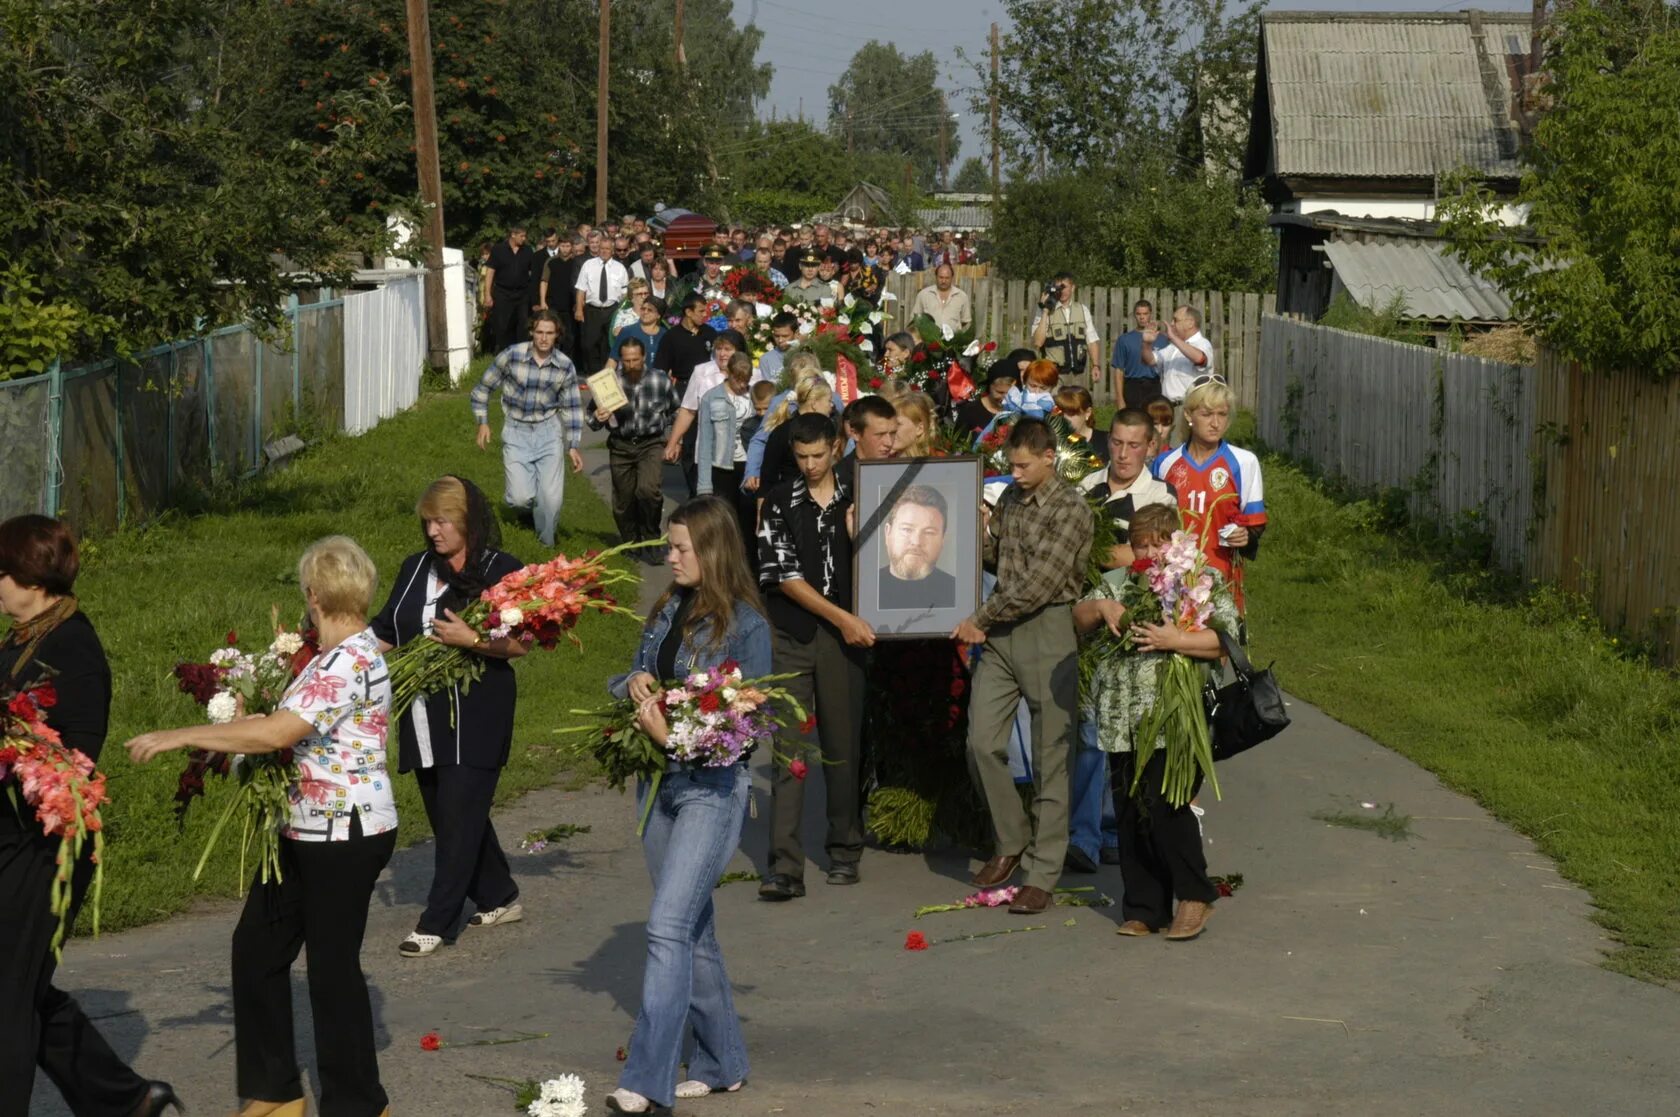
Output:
top-left (470, 310), bottom-right (586, 548)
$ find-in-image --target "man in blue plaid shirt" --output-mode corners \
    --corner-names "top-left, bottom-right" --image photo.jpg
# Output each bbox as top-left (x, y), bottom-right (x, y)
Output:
top-left (470, 311), bottom-right (586, 547)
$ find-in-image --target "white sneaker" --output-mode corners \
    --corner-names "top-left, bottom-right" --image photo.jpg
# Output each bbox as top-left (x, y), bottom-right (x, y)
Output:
top-left (398, 931), bottom-right (443, 957)
top-left (605, 1088), bottom-right (652, 1113)
top-left (468, 902), bottom-right (524, 927)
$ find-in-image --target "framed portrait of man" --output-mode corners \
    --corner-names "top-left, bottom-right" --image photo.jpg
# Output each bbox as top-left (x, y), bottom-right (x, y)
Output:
top-left (852, 456), bottom-right (982, 638)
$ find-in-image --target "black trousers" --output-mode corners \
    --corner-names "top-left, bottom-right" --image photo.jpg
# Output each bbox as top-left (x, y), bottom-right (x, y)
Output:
top-left (1111, 751), bottom-right (1217, 929)
top-left (1122, 377), bottom-right (1165, 411)
top-left (607, 434), bottom-right (667, 544)
top-left (579, 303), bottom-right (616, 373)
top-left (489, 289), bottom-right (529, 354)
top-left (232, 817), bottom-right (396, 1117)
top-left (415, 764), bottom-right (518, 937)
top-left (0, 820), bottom-right (147, 1117)
top-left (768, 625), bottom-right (866, 879)
top-left (704, 466), bottom-right (759, 570)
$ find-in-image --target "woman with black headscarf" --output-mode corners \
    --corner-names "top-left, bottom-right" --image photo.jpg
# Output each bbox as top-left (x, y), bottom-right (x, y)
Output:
top-left (372, 476), bottom-right (529, 957)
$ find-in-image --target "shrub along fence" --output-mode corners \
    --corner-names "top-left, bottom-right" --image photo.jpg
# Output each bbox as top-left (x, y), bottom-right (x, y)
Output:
top-left (874, 272), bottom-right (1275, 413)
top-left (1257, 314), bottom-right (1679, 661)
top-left (0, 273), bottom-right (425, 534)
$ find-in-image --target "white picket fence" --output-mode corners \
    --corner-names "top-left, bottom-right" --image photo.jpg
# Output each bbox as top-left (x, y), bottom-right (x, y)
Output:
top-left (344, 272), bottom-right (426, 435)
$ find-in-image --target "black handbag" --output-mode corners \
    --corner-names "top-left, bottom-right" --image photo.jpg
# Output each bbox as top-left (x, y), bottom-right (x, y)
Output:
top-left (1205, 631), bottom-right (1290, 761)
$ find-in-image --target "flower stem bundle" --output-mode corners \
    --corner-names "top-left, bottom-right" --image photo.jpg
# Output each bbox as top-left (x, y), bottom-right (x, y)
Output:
top-left (387, 541), bottom-right (646, 718)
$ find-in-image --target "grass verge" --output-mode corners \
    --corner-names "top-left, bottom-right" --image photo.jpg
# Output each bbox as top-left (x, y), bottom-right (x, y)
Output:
top-left (67, 379), bottom-right (641, 931)
top-left (1244, 425), bottom-right (1680, 985)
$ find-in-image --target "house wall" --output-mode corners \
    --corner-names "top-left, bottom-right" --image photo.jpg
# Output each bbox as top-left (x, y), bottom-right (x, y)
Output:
top-left (1280, 196), bottom-right (1528, 225)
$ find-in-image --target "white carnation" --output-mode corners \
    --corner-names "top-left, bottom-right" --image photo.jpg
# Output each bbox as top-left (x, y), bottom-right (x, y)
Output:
top-left (206, 692), bottom-right (239, 724)
top-left (500, 606), bottom-right (524, 628)
top-left (270, 632), bottom-right (304, 656)
top-left (540, 1074), bottom-right (586, 1104)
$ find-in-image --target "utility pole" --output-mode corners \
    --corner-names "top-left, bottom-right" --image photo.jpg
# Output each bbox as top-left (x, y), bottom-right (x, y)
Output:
top-left (595, 0), bottom-right (610, 224)
top-left (674, 0), bottom-right (686, 67)
top-left (846, 107), bottom-right (854, 156)
top-left (404, 0), bottom-right (449, 372)
top-left (938, 89), bottom-right (948, 190)
top-left (990, 21), bottom-right (1001, 198)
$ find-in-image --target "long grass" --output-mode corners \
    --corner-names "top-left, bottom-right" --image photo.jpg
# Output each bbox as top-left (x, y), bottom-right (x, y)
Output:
top-left (1243, 425), bottom-right (1680, 985)
top-left (65, 381), bottom-right (643, 931)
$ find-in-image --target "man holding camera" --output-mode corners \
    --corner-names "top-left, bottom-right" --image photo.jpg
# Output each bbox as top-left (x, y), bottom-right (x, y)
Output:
top-left (1031, 272), bottom-right (1101, 385)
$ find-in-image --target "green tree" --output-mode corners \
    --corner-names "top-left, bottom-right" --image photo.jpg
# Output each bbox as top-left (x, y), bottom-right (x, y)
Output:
top-left (951, 157), bottom-right (992, 194)
top-left (249, 0), bottom-right (768, 247)
top-left (990, 160), bottom-right (1273, 290)
top-left (1439, 2), bottom-right (1680, 377)
top-left (0, 0), bottom-right (400, 364)
top-left (972, 0), bottom-right (1257, 177)
top-left (828, 41), bottom-right (957, 190)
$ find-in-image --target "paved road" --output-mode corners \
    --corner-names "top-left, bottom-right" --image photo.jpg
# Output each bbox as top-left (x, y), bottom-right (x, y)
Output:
top-left (34, 443), bottom-right (1680, 1116)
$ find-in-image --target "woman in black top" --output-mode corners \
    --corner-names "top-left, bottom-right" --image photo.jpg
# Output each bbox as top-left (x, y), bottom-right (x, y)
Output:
top-left (372, 476), bottom-right (529, 958)
top-left (0, 515), bottom-right (180, 1117)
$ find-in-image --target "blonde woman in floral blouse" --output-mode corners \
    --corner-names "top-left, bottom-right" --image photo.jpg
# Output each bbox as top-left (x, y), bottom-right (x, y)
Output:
top-left (128, 536), bottom-right (397, 1117)
top-left (1074, 503), bottom-right (1237, 944)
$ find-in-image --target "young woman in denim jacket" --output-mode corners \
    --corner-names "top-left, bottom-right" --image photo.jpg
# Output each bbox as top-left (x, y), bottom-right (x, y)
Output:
top-left (606, 496), bottom-right (770, 1115)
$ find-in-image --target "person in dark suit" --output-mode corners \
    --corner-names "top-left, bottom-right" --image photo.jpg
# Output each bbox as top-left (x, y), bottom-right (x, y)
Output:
top-left (877, 485), bottom-right (956, 611)
top-left (371, 476), bottom-right (529, 958)
top-left (0, 514), bottom-right (181, 1117)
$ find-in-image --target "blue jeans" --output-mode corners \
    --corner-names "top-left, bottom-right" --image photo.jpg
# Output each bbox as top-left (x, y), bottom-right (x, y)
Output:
top-left (620, 765), bottom-right (751, 1106)
top-left (500, 414), bottom-right (565, 546)
top-left (1069, 719), bottom-right (1119, 861)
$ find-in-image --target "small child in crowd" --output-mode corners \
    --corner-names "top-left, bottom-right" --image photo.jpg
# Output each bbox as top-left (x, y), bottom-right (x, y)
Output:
top-left (1004, 359), bottom-right (1060, 417)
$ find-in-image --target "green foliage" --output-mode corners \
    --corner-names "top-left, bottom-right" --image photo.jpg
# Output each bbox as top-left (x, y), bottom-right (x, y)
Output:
top-left (990, 159), bottom-right (1274, 289)
top-left (1437, 3), bottom-right (1680, 378)
top-left (827, 41), bottom-right (958, 190)
top-left (1318, 292), bottom-right (1431, 346)
top-left (974, 0), bottom-right (1260, 177)
top-left (0, 0), bottom-right (400, 363)
top-left (251, 0), bottom-right (768, 249)
top-left (951, 157), bottom-right (992, 194)
top-left (0, 267), bottom-right (80, 380)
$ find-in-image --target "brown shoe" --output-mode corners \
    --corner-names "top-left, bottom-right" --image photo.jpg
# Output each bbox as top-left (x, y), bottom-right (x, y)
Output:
top-left (1007, 885), bottom-right (1053, 914)
top-left (1115, 920), bottom-right (1155, 936)
top-left (971, 854), bottom-right (1020, 888)
top-left (1165, 900), bottom-right (1213, 941)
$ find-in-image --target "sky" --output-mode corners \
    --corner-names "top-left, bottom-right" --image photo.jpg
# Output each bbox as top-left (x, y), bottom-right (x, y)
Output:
top-left (733, 0), bottom-right (1536, 177)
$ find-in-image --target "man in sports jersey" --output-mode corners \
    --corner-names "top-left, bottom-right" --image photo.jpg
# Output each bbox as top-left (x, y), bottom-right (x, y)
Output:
top-left (1151, 376), bottom-right (1266, 613)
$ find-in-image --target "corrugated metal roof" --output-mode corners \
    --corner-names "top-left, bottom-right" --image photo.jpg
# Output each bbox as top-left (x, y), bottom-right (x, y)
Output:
top-left (1259, 11), bottom-right (1530, 179)
top-left (915, 206), bottom-right (991, 230)
top-left (1321, 236), bottom-right (1512, 322)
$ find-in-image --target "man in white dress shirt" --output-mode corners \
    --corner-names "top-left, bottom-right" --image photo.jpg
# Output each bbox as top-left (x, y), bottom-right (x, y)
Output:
top-left (574, 233), bottom-right (629, 374)
top-left (1141, 304), bottom-right (1213, 443)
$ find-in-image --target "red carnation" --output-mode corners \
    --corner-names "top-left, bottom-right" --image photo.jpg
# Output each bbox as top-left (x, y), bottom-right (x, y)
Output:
top-left (226, 630), bottom-right (239, 646)
top-left (1130, 558), bottom-right (1154, 574)
top-left (949, 679), bottom-right (965, 698)
top-left (699, 692), bottom-right (721, 714)
top-left (789, 759), bottom-right (809, 781)
top-left (984, 341), bottom-right (998, 352)
top-left (1217, 880), bottom-right (1235, 898)
top-left (799, 714), bottom-right (818, 734)
top-left (419, 1031), bottom-right (442, 1051)
top-left (30, 683), bottom-right (57, 709)
top-left (616, 1046), bottom-right (628, 1062)
top-left (7, 692), bottom-right (35, 720)
top-left (720, 659), bottom-right (739, 676)
top-left (905, 932), bottom-right (929, 951)
top-left (869, 377), bottom-right (884, 389)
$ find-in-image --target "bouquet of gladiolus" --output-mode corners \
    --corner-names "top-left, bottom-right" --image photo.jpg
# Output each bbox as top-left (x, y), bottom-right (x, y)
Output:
top-left (386, 542), bottom-right (645, 718)
top-left (1, 680), bottom-right (107, 956)
top-left (171, 614), bottom-right (320, 887)
top-left (1131, 519), bottom-right (1231, 808)
top-left (558, 660), bottom-right (813, 835)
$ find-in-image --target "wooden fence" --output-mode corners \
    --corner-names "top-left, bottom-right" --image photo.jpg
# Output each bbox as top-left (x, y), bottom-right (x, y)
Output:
top-left (1527, 350), bottom-right (1680, 659)
top-left (1257, 314), bottom-right (1680, 660)
top-left (875, 272), bottom-right (1275, 413)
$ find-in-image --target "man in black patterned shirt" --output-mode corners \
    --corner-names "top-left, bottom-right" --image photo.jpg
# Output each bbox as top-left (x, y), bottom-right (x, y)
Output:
top-left (755, 413), bottom-right (874, 900)
top-left (586, 336), bottom-right (674, 558)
